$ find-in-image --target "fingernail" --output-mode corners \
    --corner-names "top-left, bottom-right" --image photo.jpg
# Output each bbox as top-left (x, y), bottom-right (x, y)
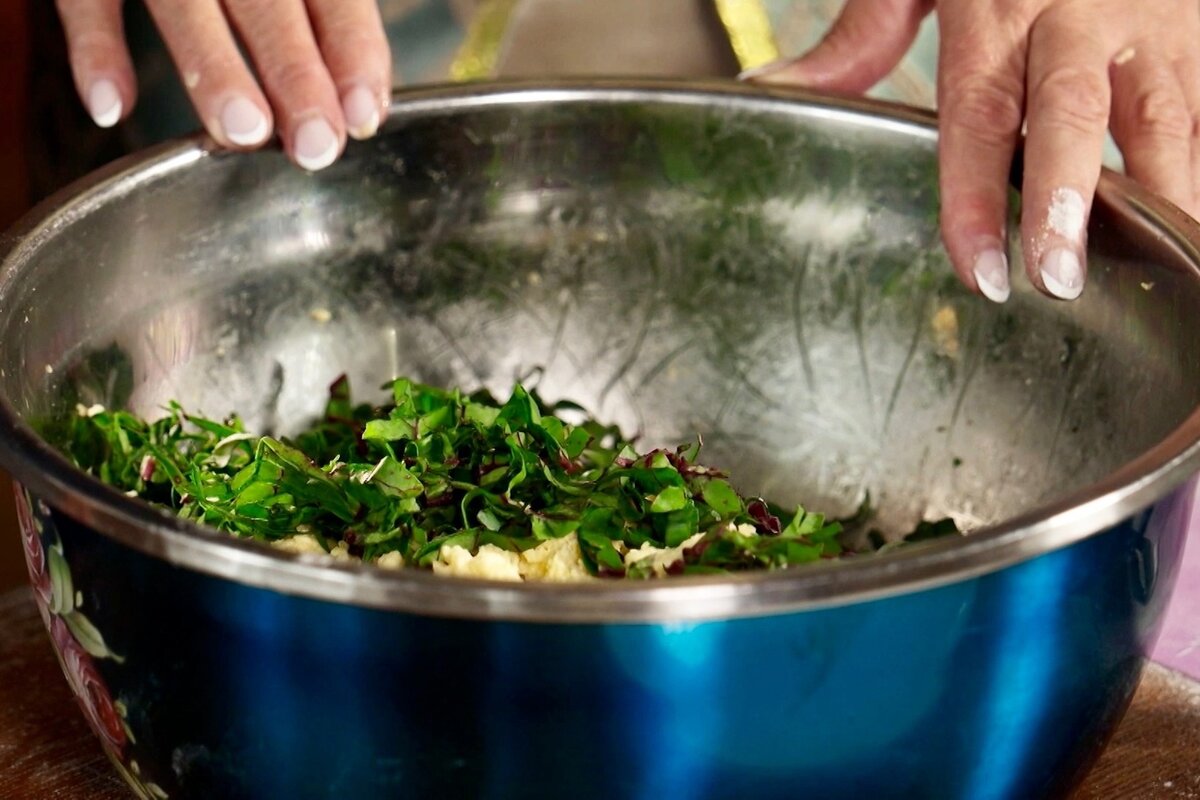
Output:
top-left (87, 79), bottom-right (122, 128)
top-left (220, 96), bottom-right (269, 146)
top-left (293, 117), bottom-right (339, 171)
top-left (737, 58), bottom-right (791, 81)
top-left (342, 86), bottom-right (381, 140)
top-left (1040, 248), bottom-right (1085, 300)
top-left (972, 249), bottom-right (1010, 303)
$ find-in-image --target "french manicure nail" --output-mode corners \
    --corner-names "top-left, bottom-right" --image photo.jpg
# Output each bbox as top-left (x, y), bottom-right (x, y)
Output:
top-left (1040, 248), bottom-right (1085, 300)
top-left (87, 79), bottom-right (122, 128)
top-left (342, 86), bottom-right (381, 140)
top-left (220, 96), bottom-right (269, 146)
top-left (972, 249), bottom-right (1010, 303)
top-left (737, 58), bottom-right (790, 81)
top-left (294, 117), bottom-right (339, 171)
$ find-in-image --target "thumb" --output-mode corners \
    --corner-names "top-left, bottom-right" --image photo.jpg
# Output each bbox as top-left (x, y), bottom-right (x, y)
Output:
top-left (742, 0), bottom-right (934, 94)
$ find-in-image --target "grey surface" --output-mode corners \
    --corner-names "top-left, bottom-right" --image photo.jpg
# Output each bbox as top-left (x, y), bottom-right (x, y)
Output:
top-left (1, 80), bottom-right (1198, 620)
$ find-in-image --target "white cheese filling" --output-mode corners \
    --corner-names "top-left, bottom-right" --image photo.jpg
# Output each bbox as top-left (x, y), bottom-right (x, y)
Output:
top-left (268, 525), bottom-right (754, 581)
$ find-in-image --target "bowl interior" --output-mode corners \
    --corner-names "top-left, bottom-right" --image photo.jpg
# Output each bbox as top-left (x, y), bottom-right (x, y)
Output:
top-left (3, 83), bottom-right (1200, 541)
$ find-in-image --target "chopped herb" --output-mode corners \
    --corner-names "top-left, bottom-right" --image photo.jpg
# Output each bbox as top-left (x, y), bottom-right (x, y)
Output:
top-left (45, 377), bottom-right (961, 579)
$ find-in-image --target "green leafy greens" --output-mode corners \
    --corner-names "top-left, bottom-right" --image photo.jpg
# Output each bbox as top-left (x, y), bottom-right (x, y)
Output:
top-left (47, 376), bottom-right (960, 579)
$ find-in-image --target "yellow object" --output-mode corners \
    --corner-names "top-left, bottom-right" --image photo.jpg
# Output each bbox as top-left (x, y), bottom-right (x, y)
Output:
top-left (712, 0), bottom-right (781, 72)
top-left (449, 0), bottom-right (782, 81)
top-left (432, 534), bottom-right (597, 582)
top-left (931, 305), bottom-right (961, 360)
top-left (449, 0), bottom-right (521, 81)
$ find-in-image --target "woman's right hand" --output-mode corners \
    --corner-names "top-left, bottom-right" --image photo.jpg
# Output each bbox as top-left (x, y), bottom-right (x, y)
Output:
top-left (56, 0), bottom-right (393, 171)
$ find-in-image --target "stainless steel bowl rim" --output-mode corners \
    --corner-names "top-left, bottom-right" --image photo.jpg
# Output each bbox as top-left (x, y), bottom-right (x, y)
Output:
top-left (2, 78), bottom-right (1199, 623)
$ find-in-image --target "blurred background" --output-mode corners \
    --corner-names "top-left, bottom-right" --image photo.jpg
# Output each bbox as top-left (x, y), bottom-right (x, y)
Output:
top-left (0, 0), bottom-right (944, 592)
top-left (0, 0), bottom-right (31, 593)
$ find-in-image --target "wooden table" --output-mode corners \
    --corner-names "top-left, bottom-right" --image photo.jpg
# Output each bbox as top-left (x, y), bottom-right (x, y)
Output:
top-left (1, 587), bottom-right (1198, 798)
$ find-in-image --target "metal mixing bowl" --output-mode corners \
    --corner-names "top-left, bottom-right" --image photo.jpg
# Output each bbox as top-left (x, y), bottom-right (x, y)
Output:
top-left (2, 79), bottom-right (1199, 800)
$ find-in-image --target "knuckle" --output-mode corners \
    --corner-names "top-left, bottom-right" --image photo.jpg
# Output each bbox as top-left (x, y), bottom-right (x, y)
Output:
top-left (70, 28), bottom-right (123, 54)
top-left (1129, 88), bottom-right (1193, 141)
top-left (319, 9), bottom-right (383, 42)
top-left (1030, 66), bottom-right (1110, 132)
top-left (185, 48), bottom-right (247, 86)
top-left (941, 78), bottom-right (1025, 144)
top-left (227, 0), bottom-right (274, 27)
top-left (55, 0), bottom-right (97, 16)
top-left (263, 57), bottom-right (330, 95)
top-left (63, 28), bottom-right (128, 72)
top-left (56, 0), bottom-right (122, 32)
top-left (322, 30), bottom-right (389, 75)
top-left (825, 16), bottom-right (873, 54)
top-left (823, 1), bottom-right (904, 57)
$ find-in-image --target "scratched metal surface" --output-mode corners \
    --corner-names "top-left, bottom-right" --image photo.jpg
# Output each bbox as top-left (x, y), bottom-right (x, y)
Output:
top-left (5, 91), bottom-right (1197, 541)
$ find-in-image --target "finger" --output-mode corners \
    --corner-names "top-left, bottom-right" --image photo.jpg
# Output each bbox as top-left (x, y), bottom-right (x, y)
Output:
top-left (1110, 49), bottom-right (1194, 216)
top-left (307, 0), bottom-right (392, 140)
top-left (1019, 10), bottom-right (1112, 301)
top-left (1174, 56), bottom-right (1200, 218)
top-left (55, 0), bottom-right (136, 128)
top-left (143, 0), bottom-right (273, 149)
top-left (225, 0), bottom-right (345, 171)
top-left (741, 0), bottom-right (933, 93)
top-left (935, 8), bottom-right (1028, 303)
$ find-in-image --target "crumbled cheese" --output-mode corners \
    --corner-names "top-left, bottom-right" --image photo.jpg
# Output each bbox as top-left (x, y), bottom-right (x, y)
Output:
top-left (518, 534), bottom-right (594, 582)
top-left (375, 551), bottom-right (404, 570)
top-left (271, 531), bottom-right (686, 580)
top-left (727, 522), bottom-right (758, 537)
top-left (271, 534), bottom-right (354, 561)
top-left (624, 532), bottom-right (706, 577)
top-left (76, 403), bottom-right (106, 418)
top-left (271, 534), bottom-right (327, 555)
top-left (433, 544), bottom-right (522, 581)
top-left (431, 535), bottom-right (596, 582)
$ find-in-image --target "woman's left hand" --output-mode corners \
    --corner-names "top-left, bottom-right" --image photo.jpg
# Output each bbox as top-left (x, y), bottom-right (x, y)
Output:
top-left (746, 0), bottom-right (1200, 303)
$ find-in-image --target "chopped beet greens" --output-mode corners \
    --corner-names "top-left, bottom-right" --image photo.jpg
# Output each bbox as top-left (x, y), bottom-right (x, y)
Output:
top-left (46, 376), bottom-right (961, 579)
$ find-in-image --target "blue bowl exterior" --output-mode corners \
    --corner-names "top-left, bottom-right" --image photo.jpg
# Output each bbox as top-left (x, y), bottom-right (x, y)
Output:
top-left (17, 478), bottom-right (1193, 800)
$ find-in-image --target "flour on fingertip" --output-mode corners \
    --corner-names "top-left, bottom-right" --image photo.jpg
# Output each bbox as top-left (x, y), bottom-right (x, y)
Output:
top-left (1047, 188), bottom-right (1086, 243)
